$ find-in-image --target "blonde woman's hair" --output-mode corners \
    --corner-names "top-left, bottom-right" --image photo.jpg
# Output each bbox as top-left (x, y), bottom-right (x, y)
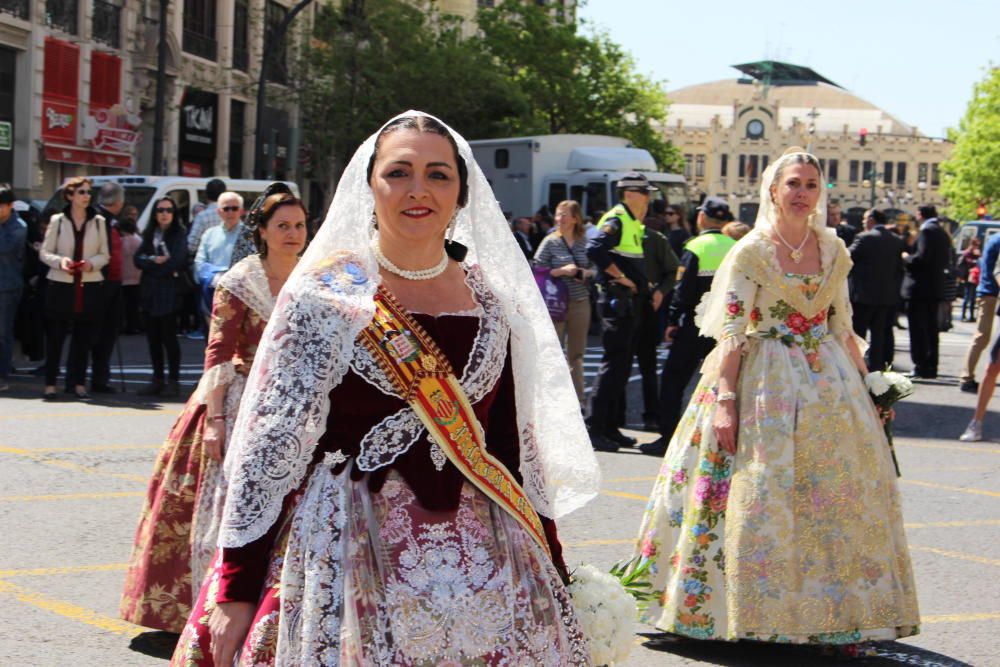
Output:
top-left (554, 200), bottom-right (584, 238)
top-left (722, 221), bottom-right (751, 241)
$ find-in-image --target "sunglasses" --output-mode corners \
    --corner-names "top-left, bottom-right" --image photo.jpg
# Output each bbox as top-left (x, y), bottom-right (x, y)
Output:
top-left (72, 189), bottom-right (92, 196)
top-left (666, 211), bottom-right (679, 216)
top-left (155, 207), bottom-right (175, 214)
top-left (220, 206), bottom-right (241, 213)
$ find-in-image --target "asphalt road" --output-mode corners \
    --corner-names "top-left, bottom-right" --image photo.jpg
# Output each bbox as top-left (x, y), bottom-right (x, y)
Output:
top-left (0, 317), bottom-right (997, 666)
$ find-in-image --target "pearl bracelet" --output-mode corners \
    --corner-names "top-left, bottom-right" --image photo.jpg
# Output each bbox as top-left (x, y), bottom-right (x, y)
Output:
top-left (209, 415), bottom-right (226, 422)
top-left (716, 391), bottom-right (737, 402)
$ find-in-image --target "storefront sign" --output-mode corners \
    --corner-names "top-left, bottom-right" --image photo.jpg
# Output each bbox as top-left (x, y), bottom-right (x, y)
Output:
top-left (0, 122), bottom-right (10, 151)
top-left (83, 104), bottom-right (142, 155)
top-left (42, 100), bottom-right (77, 144)
top-left (179, 89), bottom-right (217, 159)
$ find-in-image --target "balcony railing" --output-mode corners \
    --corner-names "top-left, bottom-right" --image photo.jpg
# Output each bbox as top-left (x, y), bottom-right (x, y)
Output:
top-left (0, 0), bottom-right (30, 20)
top-left (92, 0), bottom-right (121, 49)
top-left (183, 29), bottom-right (217, 61)
top-left (45, 0), bottom-right (78, 34)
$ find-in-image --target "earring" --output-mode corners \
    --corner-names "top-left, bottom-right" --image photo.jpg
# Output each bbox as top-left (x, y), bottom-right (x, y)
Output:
top-left (369, 212), bottom-right (377, 239)
top-left (446, 211), bottom-right (458, 242)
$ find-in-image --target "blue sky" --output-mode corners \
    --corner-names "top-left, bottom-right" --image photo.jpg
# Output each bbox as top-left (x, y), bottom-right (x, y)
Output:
top-left (577, 0), bottom-right (999, 138)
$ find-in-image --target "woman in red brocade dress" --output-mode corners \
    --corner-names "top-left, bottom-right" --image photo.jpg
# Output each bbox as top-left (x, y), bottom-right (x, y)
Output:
top-left (120, 193), bottom-right (309, 632)
top-left (169, 113), bottom-right (600, 666)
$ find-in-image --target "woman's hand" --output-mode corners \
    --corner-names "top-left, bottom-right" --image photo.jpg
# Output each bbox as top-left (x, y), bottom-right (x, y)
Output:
top-left (154, 255), bottom-right (168, 265)
top-left (713, 401), bottom-right (738, 454)
top-left (553, 263), bottom-right (578, 278)
top-left (80, 260), bottom-right (93, 272)
top-left (209, 601), bottom-right (255, 666)
top-left (203, 419), bottom-right (226, 461)
top-left (59, 257), bottom-right (74, 272)
top-left (877, 406), bottom-right (895, 425)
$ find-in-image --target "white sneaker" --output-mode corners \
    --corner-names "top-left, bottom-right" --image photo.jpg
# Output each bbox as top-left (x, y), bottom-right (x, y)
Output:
top-left (959, 419), bottom-right (983, 442)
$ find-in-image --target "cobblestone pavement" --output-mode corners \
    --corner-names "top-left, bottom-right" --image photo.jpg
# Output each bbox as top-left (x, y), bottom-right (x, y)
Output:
top-left (0, 319), bottom-right (997, 666)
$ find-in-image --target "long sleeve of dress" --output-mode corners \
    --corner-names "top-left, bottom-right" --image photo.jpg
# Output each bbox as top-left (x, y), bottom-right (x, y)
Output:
top-left (191, 287), bottom-right (244, 404)
top-left (717, 264), bottom-right (757, 356)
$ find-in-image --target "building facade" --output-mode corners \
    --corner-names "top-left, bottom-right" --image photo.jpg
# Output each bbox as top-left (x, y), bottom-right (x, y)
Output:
top-left (0, 0), bottom-right (309, 202)
top-left (662, 62), bottom-right (954, 223)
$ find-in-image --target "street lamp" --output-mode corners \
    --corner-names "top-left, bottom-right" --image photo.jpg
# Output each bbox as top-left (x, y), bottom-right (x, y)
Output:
top-left (254, 0), bottom-right (316, 179)
top-left (862, 170), bottom-right (884, 208)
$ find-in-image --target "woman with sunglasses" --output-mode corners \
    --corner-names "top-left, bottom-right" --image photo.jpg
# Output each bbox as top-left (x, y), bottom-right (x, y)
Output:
top-left (122, 190), bottom-right (309, 634)
top-left (39, 176), bottom-right (109, 400)
top-left (135, 197), bottom-right (188, 397)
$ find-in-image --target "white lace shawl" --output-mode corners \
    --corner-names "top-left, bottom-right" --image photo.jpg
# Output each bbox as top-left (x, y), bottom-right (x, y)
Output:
top-left (218, 111), bottom-right (600, 548)
top-left (191, 255), bottom-right (275, 405)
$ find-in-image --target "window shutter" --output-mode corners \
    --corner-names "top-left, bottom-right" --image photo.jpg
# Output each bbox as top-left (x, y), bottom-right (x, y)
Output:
top-left (90, 52), bottom-right (122, 109)
top-left (44, 38), bottom-right (80, 102)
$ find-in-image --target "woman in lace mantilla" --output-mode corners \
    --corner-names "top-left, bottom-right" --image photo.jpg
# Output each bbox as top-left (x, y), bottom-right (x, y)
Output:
top-left (170, 113), bottom-right (600, 666)
top-left (121, 193), bottom-right (308, 633)
top-left (628, 149), bottom-right (920, 650)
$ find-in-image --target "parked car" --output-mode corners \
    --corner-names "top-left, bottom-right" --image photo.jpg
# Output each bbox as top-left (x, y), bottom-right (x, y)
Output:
top-left (42, 176), bottom-right (299, 231)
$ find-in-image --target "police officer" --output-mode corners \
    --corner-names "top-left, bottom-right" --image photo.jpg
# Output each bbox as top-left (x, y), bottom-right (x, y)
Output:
top-left (586, 172), bottom-right (655, 451)
top-left (640, 196), bottom-right (736, 456)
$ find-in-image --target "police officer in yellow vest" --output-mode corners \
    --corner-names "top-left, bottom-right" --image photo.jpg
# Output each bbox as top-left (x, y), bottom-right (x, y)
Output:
top-left (640, 196), bottom-right (736, 456)
top-left (585, 172), bottom-right (655, 452)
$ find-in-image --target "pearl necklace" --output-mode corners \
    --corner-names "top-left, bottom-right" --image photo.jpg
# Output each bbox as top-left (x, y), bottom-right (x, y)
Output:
top-left (772, 226), bottom-right (810, 264)
top-left (372, 243), bottom-right (449, 280)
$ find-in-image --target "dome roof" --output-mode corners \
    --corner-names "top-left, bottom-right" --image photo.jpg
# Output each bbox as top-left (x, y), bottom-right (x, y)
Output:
top-left (667, 78), bottom-right (913, 135)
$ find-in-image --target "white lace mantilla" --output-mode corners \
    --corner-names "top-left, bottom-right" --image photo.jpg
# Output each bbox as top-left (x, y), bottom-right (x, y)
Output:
top-left (350, 264), bottom-right (509, 472)
top-left (219, 254), bottom-right (276, 320)
top-left (220, 111), bottom-right (601, 549)
top-left (191, 255), bottom-right (275, 405)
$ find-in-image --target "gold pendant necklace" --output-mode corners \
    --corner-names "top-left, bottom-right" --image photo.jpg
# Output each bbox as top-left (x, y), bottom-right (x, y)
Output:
top-left (773, 227), bottom-right (810, 264)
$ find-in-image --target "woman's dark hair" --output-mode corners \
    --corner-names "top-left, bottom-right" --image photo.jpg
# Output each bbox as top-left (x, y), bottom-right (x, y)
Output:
top-left (253, 192), bottom-right (308, 257)
top-left (142, 196), bottom-right (181, 246)
top-left (365, 115), bottom-right (469, 208)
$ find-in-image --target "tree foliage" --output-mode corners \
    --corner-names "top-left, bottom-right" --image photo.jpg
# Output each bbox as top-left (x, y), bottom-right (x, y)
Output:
top-left (475, 1), bottom-right (682, 171)
top-left (941, 67), bottom-right (1000, 220)
top-left (294, 0), bottom-right (524, 182)
top-left (293, 0), bottom-right (681, 186)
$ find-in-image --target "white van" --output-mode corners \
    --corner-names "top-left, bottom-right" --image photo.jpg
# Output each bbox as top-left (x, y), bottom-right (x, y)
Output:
top-left (43, 176), bottom-right (299, 231)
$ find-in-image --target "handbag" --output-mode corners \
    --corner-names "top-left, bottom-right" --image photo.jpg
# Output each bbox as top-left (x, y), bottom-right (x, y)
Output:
top-left (533, 266), bottom-right (569, 322)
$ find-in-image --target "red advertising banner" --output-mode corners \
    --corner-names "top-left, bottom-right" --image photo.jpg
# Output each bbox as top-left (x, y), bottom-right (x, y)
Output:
top-left (42, 99), bottom-right (77, 144)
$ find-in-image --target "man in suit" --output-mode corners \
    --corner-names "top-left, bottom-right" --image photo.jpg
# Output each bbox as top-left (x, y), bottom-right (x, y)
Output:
top-left (512, 217), bottom-right (534, 259)
top-left (829, 200), bottom-right (857, 247)
top-left (848, 209), bottom-right (905, 371)
top-left (901, 205), bottom-right (952, 378)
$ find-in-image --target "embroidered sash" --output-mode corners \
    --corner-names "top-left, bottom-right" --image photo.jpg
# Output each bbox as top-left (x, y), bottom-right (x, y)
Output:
top-left (358, 287), bottom-right (551, 559)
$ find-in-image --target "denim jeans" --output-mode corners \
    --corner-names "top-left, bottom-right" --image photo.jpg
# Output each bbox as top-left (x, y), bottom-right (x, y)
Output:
top-left (0, 289), bottom-right (23, 379)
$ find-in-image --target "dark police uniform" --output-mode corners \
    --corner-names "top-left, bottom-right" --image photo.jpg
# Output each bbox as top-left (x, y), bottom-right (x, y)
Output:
top-left (586, 202), bottom-right (648, 445)
top-left (642, 227), bottom-right (736, 454)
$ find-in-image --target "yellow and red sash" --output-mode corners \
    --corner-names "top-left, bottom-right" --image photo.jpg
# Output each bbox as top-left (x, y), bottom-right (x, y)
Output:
top-left (359, 287), bottom-right (551, 559)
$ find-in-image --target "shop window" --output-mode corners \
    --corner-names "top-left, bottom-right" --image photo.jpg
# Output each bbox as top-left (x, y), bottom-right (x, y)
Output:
top-left (233, 0), bottom-right (249, 71)
top-left (883, 161), bottom-right (893, 186)
top-left (828, 159), bottom-right (839, 182)
top-left (45, 0), bottom-right (77, 34)
top-left (896, 162), bottom-right (906, 186)
top-left (918, 162), bottom-right (928, 185)
top-left (92, 0), bottom-right (121, 49)
top-left (738, 154), bottom-right (746, 178)
top-left (849, 160), bottom-right (859, 183)
top-left (719, 154), bottom-right (727, 178)
top-left (931, 163), bottom-right (940, 187)
top-left (695, 154), bottom-right (704, 178)
top-left (265, 1), bottom-right (289, 84)
top-left (229, 100), bottom-right (245, 178)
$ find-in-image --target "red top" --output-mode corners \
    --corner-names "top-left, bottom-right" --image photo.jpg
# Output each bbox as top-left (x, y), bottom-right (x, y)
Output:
top-left (217, 313), bottom-right (567, 603)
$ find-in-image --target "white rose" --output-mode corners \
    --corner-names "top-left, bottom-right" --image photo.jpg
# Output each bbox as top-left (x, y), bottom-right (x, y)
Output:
top-left (883, 371), bottom-right (913, 394)
top-left (864, 371), bottom-right (890, 396)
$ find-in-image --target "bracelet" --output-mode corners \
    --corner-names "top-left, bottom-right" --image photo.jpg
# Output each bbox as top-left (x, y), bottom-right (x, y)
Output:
top-left (716, 391), bottom-right (737, 402)
top-left (209, 414), bottom-right (226, 422)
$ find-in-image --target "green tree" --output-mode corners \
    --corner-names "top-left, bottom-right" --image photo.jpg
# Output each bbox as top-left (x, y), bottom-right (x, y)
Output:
top-left (941, 67), bottom-right (1000, 220)
top-left (476, 1), bottom-right (682, 171)
top-left (293, 0), bottom-right (525, 183)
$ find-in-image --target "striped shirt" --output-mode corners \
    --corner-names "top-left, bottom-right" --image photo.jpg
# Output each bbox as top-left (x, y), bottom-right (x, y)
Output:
top-left (533, 232), bottom-right (593, 301)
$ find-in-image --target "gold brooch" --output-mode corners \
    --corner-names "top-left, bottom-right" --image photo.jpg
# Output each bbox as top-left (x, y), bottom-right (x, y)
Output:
top-left (421, 356), bottom-right (438, 372)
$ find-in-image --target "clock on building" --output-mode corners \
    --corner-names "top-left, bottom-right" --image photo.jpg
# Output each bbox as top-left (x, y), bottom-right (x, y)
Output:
top-left (746, 119), bottom-right (765, 140)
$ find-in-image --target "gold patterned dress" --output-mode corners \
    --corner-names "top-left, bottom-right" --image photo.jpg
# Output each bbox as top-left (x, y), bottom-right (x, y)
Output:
top-left (631, 235), bottom-right (920, 645)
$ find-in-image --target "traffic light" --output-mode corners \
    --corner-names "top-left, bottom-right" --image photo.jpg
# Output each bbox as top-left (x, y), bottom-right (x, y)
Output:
top-left (827, 182), bottom-right (835, 189)
top-left (859, 128), bottom-right (868, 147)
top-left (977, 202), bottom-right (988, 219)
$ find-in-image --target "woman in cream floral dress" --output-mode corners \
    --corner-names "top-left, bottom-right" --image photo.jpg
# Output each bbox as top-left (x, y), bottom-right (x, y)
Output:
top-left (630, 149), bottom-right (919, 650)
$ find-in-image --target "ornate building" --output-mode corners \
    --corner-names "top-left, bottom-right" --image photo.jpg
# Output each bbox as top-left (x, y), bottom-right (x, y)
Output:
top-left (662, 61), bottom-right (954, 223)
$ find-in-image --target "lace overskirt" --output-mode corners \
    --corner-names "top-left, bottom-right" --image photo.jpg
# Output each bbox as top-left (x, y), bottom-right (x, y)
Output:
top-left (173, 468), bottom-right (592, 666)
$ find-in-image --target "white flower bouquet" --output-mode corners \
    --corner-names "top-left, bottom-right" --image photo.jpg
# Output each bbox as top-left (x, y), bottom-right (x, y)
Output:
top-left (863, 370), bottom-right (915, 476)
top-left (568, 563), bottom-right (639, 666)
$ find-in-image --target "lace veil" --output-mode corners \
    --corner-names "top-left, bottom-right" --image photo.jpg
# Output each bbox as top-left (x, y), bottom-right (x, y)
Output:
top-left (696, 148), bottom-right (834, 340)
top-left (218, 111), bottom-right (601, 548)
